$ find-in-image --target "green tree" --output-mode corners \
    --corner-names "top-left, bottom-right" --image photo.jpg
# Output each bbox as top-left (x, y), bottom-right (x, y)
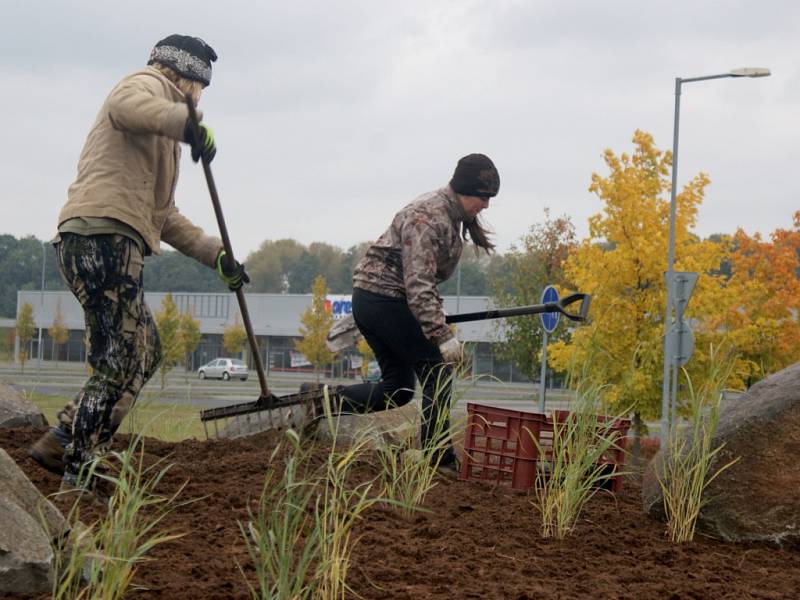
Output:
top-left (144, 250), bottom-right (226, 292)
top-left (490, 211), bottom-right (577, 382)
top-left (438, 252), bottom-right (493, 296)
top-left (15, 302), bottom-right (36, 372)
top-left (48, 299), bottom-right (69, 366)
top-left (245, 239), bottom-right (306, 293)
top-left (0, 235), bottom-right (65, 317)
top-left (155, 293), bottom-right (184, 389)
top-left (295, 275), bottom-right (335, 382)
top-left (179, 310), bottom-right (202, 382)
top-left (223, 317), bottom-right (248, 358)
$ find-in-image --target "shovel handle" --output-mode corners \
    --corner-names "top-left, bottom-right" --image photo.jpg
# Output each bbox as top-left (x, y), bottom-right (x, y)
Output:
top-left (445, 293), bottom-right (592, 324)
top-left (185, 98), bottom-right (273, 401)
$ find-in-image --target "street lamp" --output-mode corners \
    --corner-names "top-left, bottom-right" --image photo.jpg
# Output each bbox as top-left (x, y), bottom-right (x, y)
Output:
top-left (660, 67), bottom-right (770, 448)
top-left (37, 240), bottom-right (46, 374)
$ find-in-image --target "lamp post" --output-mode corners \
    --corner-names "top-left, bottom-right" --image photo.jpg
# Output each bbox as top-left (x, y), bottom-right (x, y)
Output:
top-left (37, 240), bottom-right (46, 374)
top-left (660, 67), bottom-right (770, 449)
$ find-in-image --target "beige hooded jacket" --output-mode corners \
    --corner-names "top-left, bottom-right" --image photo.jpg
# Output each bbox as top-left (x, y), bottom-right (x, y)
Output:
top-left (58, 66), bottom-right (222, 267)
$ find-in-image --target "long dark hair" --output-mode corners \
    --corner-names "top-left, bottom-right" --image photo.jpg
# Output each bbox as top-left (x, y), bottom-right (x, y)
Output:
top-left (462, 216), bottom-right (495, 254)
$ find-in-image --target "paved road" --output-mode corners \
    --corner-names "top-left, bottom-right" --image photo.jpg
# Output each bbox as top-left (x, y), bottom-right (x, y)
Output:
top-left (0, 361), bottom-right (575, 414)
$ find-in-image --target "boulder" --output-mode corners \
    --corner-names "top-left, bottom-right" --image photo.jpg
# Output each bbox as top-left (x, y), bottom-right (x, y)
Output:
top-left (0, 448), bottom-right (67, 593)
top-left (643, 362), bottom-right (800, 545)
top-left (315, 402), bottom-right (420, 449)
top-left (0, 449), bottom-right (66, 539)
top-left (0, 383), bottom-right (48, 428)
top-left (0, 495), bottom-right (54, 593)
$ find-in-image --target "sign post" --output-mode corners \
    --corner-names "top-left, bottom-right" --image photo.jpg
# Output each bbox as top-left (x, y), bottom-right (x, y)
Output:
top-left (660, 271), bottom-right (698, 447)
top-left (538, 285), bottom-right (560, 412)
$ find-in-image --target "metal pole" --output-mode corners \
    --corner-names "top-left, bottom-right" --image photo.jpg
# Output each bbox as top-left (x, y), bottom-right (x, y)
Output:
top-left (538, 330), bottom-right (548, 412)
top-left (660, 77), bottom-right (682, 449)
top-left (37, 241), bottom-right (45, 373)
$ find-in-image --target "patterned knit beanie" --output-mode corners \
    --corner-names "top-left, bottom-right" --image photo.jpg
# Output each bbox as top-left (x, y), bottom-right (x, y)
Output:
top-left (148, 35), bottom-right (218, 87)
top-left (449, 154), bottom-right (500, 198)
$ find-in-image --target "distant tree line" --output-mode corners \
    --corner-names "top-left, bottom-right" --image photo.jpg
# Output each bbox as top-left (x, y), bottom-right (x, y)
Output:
top-left (0, 234), bottom-right (504, 317)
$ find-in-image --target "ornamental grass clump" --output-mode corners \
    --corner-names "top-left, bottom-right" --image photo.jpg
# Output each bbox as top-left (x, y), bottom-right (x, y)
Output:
top-left (375, 364), bottom-right (467, 518)
top-left (51, 432), bottom-right (186, 600)
top-left (241, 388), bottom-right (391, 600)
top-left (532, 381), bottom-right (629, 540)
top-left (657, 346), bottom-right (739, 543)
top-left (238, 429), bottom-right (324, 600)
top-left (316, 386), bottom-right (388, 599)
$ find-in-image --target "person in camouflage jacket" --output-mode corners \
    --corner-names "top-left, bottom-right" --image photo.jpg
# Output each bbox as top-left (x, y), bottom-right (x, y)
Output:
top-left (341, 154), bottom-right (500, 474)
top-left (29, 35), bottom-right (249, 493)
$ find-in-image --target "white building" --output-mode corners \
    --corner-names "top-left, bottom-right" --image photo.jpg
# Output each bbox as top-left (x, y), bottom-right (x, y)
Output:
top-left (15, 290), bottom-right (531, 382)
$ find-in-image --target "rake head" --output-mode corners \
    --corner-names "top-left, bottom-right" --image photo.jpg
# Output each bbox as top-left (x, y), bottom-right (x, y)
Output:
top-left (199, 384), bottom-right (342, 439)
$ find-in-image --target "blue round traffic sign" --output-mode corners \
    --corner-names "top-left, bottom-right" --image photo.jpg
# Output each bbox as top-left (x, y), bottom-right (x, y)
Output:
top-left (540, 285), bottom-right (560, 333)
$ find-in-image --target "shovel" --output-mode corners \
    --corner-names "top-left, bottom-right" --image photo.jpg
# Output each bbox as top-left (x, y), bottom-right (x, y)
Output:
top-left (326, 292), bottom-right (592, 352)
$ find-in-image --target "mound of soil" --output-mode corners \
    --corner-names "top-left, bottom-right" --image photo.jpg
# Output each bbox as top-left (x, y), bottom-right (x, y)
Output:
top-left (2, 427), bottom-right (798, 599)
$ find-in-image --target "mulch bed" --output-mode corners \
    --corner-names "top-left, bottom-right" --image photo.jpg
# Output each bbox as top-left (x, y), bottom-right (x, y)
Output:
top-left (2, 427), bottom-right (799, 599)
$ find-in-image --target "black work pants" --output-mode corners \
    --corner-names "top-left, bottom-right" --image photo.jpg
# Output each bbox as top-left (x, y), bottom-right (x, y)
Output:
top-left (339, 288), bottom-right (456, 464)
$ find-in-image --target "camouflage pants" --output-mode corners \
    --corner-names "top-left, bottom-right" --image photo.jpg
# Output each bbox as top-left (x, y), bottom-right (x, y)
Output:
top-left (54, 233), bottom-right (161, 484)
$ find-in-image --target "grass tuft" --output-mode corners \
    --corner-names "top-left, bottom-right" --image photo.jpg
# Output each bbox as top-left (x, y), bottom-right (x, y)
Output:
top-left (657, 345), bottom-right (739, 543)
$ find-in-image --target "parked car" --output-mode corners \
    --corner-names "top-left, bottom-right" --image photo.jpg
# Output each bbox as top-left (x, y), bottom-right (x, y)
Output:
top-left (197, 358), bottom-right (249, 381)
top-left (363, 360), bottom-right (381, 383)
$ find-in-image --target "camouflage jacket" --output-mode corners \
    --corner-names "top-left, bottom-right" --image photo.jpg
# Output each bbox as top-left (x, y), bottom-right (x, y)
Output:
top-left (353, 186), bottom-right (468, 345)
top-left (58, 67), bottom-right (222, 268)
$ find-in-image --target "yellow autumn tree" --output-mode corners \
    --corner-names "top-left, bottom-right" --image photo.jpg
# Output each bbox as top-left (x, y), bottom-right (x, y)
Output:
top-left (15, 302), bottom-right (36, 372)
top-left (48, 299), bottom-right (69, 366)
top-left (549, 130), bottom-right (730, 424)
top-left (155, 293), bottom-right (184, 389)
top-left (179, 310), bottom-right (202, 382)
top-left (295, 275), bottom-right (335, 382)
top-left (223, 316), bottom-right (248, 358)
top-left (357, 337), bottom-right (375, 379)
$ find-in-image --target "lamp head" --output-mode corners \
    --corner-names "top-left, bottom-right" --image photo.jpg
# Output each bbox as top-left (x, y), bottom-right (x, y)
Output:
top-left (729, 67), bottom-right (771, 78)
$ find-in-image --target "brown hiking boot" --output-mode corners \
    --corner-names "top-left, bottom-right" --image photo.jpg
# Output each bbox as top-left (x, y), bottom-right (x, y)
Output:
top-left (28, 427), bottom-right (71, 476)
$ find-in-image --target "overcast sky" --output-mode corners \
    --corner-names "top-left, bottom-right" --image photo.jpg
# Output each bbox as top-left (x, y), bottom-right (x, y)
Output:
top-left (2, 1), bottom-right (797, 259)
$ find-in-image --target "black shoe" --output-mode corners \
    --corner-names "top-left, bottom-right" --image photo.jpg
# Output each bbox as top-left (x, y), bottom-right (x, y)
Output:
top-left (436, 456), bottom-right (461, 479)
top-left (29, 427), bottom-right (71, 476)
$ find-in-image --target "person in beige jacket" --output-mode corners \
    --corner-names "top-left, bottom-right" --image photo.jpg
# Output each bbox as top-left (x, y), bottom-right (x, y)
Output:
top-left (29, 35), bottom-right (248, 493)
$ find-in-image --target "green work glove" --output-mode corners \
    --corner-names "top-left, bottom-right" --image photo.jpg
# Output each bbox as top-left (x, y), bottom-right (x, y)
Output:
top-left (183, 120), bottom-right (216, 163)
top-left (215, 250), bottom-right (249, 291)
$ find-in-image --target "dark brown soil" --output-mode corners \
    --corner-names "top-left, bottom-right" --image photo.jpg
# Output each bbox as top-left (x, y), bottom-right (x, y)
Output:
top-left (2, 427), bottom-right (799, 599)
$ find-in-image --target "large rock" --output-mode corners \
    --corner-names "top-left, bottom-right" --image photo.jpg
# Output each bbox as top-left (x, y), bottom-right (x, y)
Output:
top-left (0, 448), bottom-right (67, 593)
top-left (0, 495), bottom-right (54, 593)
top-left (0, 383), bottom-right (48, 428)
top-left (315, 402), bottom-right (420, 449)
top-left (0, 449), bottom-right (66, 538)
top-left (643, 362), bottom-right (800, 545)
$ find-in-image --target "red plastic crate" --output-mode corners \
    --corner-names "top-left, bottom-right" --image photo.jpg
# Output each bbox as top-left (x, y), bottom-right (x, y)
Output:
top-left (459, 403), bottom-right (549, 490)
top-left (460, 403), bottom-right (631, 492)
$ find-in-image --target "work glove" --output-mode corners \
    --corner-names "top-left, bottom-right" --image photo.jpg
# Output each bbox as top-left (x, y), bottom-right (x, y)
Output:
top-left (215, 250), bottom-right (250, 291)
top-left (438, 337), bottom-right (463, 364)
top-left (183, 120), bottom-right (217, 163)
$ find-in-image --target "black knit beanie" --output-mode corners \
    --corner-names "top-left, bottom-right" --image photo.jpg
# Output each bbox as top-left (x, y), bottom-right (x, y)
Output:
top-left (148, 35), bottom-right (218, 87)
top-left (449, 154), bottom-right (500, 198)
